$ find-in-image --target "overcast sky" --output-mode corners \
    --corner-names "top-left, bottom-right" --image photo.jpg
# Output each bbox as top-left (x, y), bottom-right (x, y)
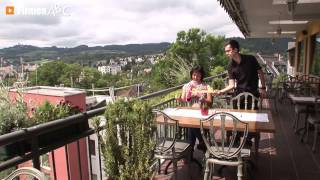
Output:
top-left (0, 0), bottom-right (243, 48)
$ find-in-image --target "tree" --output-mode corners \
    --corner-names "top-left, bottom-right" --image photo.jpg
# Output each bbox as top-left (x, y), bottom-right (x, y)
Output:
top-left (149, 59), bottom-right (173, 90)
top-left (59, 63), bottom-right (83, 87)
top-left (78, 67), bottom-right (101, 89)
top-left (169, 28), bottom-right (210, 71)
top-left (210, 66), bottom-right (225, 76)
top-left (149, 28), bottom-right (228, 89)
top-left (167, 28), bottom-right (230, 76)
top-left (206, 35), bottom-right (228, 68)
top-left (29, 61), bottom-right (66, 86)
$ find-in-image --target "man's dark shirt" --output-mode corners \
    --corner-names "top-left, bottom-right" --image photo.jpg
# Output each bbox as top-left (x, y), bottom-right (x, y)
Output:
top-left (227, 54), bottom-right (261, 97)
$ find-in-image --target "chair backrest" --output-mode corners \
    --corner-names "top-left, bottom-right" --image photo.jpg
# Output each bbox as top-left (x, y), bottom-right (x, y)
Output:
top-left (230, 92), bottom-right (260, 110)
top-left (200, 112), bottom-right (248, 159)
top-left (3, 167), bottom-right (45, 180)
top-left (152, 110), bottom-right (179, 153)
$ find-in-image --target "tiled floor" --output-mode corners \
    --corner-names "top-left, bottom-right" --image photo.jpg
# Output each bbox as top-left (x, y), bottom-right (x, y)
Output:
top-left (154, 99), bottom-right (320, 180)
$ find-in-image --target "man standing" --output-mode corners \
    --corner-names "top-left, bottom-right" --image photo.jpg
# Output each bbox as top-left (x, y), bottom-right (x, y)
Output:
top-left (214, 39), bottom-right (266, 149)
top-left (216, 39), bottom-right (266, 101)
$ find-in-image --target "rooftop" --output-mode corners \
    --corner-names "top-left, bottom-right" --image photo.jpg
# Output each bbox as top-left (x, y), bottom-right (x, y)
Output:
top-left (9, 86), bottom-right (85, 97)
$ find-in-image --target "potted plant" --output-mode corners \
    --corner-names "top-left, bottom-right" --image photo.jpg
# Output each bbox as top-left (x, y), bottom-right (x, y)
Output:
top-left (100, 99), bottom-right (155, 180)
top-left (0, 86), bottom-right (30, 161)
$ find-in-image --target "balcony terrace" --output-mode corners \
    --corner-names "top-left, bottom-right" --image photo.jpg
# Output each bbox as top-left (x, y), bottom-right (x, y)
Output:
top-left (1, 71), bottom-right (320, 180)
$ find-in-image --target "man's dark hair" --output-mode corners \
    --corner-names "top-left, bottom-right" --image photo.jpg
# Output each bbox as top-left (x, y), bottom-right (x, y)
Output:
top-left (225, 39), bottom-right (240, 51)
top-left (190, 65), bottom-right (205, 82)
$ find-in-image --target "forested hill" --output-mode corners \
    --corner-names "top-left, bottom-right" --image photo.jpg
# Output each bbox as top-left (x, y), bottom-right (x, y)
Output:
top-left (229, 37), bottom-right (293, 54)
top-left (0, 43), bottom-right (171, 64)
top-left (0, 37), bottom-right (292, 64)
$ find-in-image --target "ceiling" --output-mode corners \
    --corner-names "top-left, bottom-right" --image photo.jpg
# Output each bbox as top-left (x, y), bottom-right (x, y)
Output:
top-left (218, 0), bottom-right (320, 38)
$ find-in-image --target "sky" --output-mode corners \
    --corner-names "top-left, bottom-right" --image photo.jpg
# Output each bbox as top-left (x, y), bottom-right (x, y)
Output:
top-left (0, 0), bottom-right (243, 48)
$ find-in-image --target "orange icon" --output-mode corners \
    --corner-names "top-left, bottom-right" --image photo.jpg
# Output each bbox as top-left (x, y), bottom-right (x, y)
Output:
top-left (6, 6), bottom-right (15, 15)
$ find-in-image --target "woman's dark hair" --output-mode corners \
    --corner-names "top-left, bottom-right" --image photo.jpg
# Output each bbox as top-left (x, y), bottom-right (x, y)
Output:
top-left (190, 65), bottom-right (205, 82)
top-left (224, 39), bottom-right (240, 51)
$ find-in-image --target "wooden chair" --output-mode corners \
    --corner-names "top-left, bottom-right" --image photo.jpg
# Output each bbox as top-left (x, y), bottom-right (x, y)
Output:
top-left (200, 112), bottom-right (250, 180)
top-left (152, 110), bottom-right (193, 180)
top-left (291, 82), bottom-right (315, 133)
top-left (2, 167), bottom-right (45, 180)
top-left (306, 97), bottom-right (320, 152)
top-left (229, 92), bottom-right (261, 154)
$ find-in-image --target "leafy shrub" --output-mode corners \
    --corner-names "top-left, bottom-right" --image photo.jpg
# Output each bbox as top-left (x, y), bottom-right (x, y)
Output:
top-left (0, 86), bottom-right (29, 135)
top-left (31, 101), bottom-right (81, 125)
top-left (211, 77), bottom-right (225, 90)
top-left (272, 73), bottom-right (288, 88)
top-left (102, 99), bottom-right (155, 180)
top-left (210, 66), bottom-right (225, 76)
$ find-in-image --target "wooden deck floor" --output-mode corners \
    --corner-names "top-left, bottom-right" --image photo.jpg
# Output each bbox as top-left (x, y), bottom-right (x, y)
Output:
top-left (154, 99), bottom-right (320, 180)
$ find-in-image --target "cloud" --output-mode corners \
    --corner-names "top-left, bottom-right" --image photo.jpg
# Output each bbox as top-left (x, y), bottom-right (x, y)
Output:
top-left (0, 0), bottom-right (242, 48)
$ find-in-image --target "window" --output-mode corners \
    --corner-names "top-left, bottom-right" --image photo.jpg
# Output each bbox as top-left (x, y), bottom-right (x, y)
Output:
top-left (310, 33), bottom-right (320, 75)
top-left (298, 41), bottom-right (305, 72)
top-left (89, 139), bottom-right (96, 156)
top-left (40, 153), bottom-right (50, 169)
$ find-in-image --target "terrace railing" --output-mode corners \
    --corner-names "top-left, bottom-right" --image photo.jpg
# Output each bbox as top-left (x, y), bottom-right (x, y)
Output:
top-left (0, 72), bottom-right (228, 179)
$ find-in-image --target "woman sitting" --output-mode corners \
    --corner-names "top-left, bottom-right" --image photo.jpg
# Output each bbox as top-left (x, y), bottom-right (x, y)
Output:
top-left (177, 65), bottom-right (212, 152)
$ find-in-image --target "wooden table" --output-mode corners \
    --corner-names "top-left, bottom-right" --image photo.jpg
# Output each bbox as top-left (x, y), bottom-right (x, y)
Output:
top-left (160, 107), bottom-right (275, 133)
top-left (288, 93), bottom-right (318, 105)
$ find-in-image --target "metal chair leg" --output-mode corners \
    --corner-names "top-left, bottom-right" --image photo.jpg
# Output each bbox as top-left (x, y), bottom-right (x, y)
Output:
top-left (237, 162), bottom-right (243, 180)
top-left (254, 133), bottom-right (260, 155)
top-left (306, 122), bottom-right (310, 143)
top-left (209, 163), bottom-right (214, 179)
top-left (312, 125), bottom-right (319, 152)
top-left (164, 160), bottom-right (172, 174)
top-left (173, 160), bottom-right (178, 180)
top-left (158, 159), bottom-right (161, 174)
top-left (203, 160), bottom-right (210, 180)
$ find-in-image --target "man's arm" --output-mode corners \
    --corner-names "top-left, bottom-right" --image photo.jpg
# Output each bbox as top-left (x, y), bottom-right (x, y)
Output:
top-left (217, 79), bottom-right (235, 95)
top-left (258, 69), bottom-right (266, 98)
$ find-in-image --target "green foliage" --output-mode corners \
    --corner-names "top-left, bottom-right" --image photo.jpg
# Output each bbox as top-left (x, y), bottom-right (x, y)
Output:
top-left (58, 63), bottom-right (83, 87)
top-left (151, 28), bottom-right (229, 89)
top-left (169, 28), bottom-right (224, 72)
top-left (163, 54), bottom-right (193, 86)
top-left (31, 101), bottom-right (80, 125)
top-left (30, 61), bottom-right (66, 86)
top-left (0, 86), bottom-right (29, 135)
top-left (0, 167), bottom-right (16, 179)
top-left (206, 35), bottom-right (229, 68)
top-left (272, 73), bottom-right (288, 88)
top-left (149, 59), bottom-right (173, 90)
top-left (211, 78), bottom-right (225, 90)
top-left (78, 67), bottom-right (101, 89)
top-left (210, 66), bottom-right (225, 76)
top-left (102, 99), bottom-right (155, 180)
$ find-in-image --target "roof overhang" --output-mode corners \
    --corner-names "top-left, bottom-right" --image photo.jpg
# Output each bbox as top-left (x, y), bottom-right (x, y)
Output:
top-left (218, 0), bottom-right (320, 38)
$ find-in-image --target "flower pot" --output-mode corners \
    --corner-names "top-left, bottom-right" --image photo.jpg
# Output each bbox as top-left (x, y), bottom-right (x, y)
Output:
top-left (201, 108), bottom-right (208, 116)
